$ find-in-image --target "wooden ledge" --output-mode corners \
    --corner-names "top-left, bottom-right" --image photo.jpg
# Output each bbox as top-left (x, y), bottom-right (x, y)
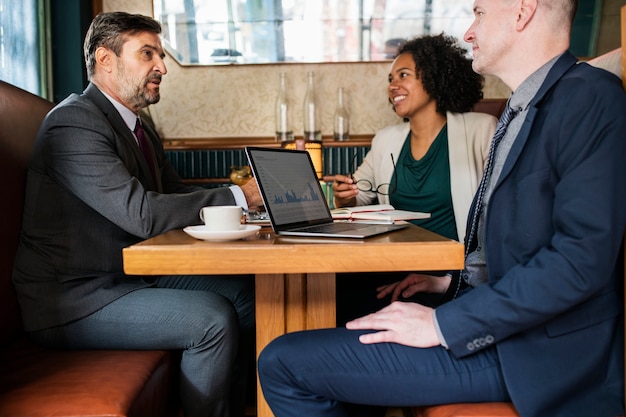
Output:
top-left (163, 135), bottom-right (373, 150)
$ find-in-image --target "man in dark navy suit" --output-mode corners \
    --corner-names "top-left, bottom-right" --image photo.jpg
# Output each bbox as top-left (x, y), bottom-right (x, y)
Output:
top-left (257, 1), bottom-right (626, 416)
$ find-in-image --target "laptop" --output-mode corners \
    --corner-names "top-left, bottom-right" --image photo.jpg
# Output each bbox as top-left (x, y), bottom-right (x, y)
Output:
top-left (245, 146), bottom-right (408, 238)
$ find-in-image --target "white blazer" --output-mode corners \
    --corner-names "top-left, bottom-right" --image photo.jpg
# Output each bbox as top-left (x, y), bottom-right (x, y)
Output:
top-left (352, 111), bottom-right (496, 241)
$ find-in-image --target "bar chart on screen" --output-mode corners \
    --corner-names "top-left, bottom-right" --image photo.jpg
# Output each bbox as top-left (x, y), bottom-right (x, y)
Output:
top-left (272, 183), bottom-right (320, 204)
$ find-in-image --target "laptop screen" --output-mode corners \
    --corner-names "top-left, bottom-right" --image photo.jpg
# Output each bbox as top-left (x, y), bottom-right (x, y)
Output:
top-left (246, 147), bottom-right (332, 228)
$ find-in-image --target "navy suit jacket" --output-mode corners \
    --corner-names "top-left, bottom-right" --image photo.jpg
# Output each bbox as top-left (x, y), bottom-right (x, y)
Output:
top-left (437, 52), bottom-right (626, 416)
top-left (13, 83), bottom-right (237, 332)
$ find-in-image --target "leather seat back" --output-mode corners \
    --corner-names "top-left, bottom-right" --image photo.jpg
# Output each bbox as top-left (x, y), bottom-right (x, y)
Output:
top-left (0, 81), bottom-right (54, 346)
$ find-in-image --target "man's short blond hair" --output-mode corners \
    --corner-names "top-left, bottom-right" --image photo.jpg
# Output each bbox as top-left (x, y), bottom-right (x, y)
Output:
top-left (538, 0), bottom-right (578, 30)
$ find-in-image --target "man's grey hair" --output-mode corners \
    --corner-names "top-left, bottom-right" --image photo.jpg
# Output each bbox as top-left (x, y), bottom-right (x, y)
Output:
top-left (83, 12), bottom-right (162, 80)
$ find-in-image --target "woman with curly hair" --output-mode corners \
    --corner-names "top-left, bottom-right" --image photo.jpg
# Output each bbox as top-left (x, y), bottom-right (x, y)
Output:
top-left (334, 34), bottom-right (497, 325)
top-left (335, 33), bottom-right (495, 240)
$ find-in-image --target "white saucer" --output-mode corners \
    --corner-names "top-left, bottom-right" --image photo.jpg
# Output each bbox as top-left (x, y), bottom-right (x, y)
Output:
top-left (183, 225), bottom-right (261, 242)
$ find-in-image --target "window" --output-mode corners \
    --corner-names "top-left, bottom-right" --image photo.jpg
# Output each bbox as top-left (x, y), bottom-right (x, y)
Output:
top-left (154, 0), bottom-right (474, 65)
top-left (0, 0), bottom-right (45, 95)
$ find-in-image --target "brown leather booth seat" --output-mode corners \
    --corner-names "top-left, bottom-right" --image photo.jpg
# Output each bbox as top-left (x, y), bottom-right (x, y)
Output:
top-left (0, 80), bottom-right (179, 417)
top-left (471, 98), bottom-right (507, 119)
top-left (0, 339), bottom-right (177, 417)
top-left (412, 402), bottom-right (519, 417)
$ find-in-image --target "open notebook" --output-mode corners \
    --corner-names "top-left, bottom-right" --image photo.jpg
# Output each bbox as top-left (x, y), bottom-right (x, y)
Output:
top-left (331, 204), bottom-right (430, 223)
top-left (245, 147), bottom-right (408, 238)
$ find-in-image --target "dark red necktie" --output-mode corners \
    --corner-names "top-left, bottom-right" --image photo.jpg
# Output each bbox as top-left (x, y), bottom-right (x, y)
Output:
top-left (134, 118), bottom-right (157, 184)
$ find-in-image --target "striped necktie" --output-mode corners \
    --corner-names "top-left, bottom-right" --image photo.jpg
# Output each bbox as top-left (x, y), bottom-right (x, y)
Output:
top-left (134, 118), bottom-right (157, 184)
top-left (465, 104), bottom-right (518, 257)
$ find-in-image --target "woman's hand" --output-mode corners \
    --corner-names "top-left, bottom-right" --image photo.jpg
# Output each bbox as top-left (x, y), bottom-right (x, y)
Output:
top-left (331, 174), bottom-right (358, 208)
top-left (376, 273), bottom-right (452, 302)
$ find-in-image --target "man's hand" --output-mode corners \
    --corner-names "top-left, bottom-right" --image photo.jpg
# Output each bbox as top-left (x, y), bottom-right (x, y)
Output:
top-left (240, 177), bottom-right (264, 210)
top-left (377, 273), bottom-right (452, 302)
top-left (346, 301), bottom-right (441, 348)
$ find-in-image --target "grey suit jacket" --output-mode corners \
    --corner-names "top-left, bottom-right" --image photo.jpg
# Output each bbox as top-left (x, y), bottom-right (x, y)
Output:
top-left (13, 83), bottom-right (237, 331)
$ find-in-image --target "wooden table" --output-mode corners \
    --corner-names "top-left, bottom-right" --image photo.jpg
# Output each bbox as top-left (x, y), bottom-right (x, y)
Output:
top-left (123, 225), bottom-right (464, 417)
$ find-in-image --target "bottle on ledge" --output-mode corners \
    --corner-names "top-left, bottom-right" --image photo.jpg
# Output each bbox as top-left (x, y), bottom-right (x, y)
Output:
top-left (283, 71), bottom-right (323, 179)
top-left (275, 72), bottom-right (293, 142)
top-left (333, 87), bottom-right (350, 141)
top-left (303, 71), bottom-right (321, 142)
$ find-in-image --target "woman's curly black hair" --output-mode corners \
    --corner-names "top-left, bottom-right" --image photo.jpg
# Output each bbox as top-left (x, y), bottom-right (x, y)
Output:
top-left (396, 33), bottom-right (484, 114)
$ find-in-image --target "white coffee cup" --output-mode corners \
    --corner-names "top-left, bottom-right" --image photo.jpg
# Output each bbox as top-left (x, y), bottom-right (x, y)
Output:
top-left (199, 205), bottom-right (243, 231)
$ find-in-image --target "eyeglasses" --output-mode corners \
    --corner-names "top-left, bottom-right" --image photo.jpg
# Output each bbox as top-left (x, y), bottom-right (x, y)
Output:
top-left (350, 153), bottom-right (397, 196)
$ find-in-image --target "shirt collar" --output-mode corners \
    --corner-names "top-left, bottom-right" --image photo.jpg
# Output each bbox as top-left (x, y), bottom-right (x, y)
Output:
top-left (99, 89), bottom-right (140, 131)
top-left (509, 53), bottom-right (561, 113)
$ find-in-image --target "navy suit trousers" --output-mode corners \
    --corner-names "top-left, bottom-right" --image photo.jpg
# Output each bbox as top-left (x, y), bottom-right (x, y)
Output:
top-left (258, 327), bottom-right (511, 417)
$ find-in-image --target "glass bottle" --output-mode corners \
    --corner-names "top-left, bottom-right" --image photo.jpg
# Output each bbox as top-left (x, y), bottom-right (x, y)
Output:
top-left (333, 87), bottom-right (350, 141)
top-left (275, 72), bottom-right (293, 142)
top-left (282, 71), bottom-right (323, 179)
top-left (303, 71), bottom-right (321, 142)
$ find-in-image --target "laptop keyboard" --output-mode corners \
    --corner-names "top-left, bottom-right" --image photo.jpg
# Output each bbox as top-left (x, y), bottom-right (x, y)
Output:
top-left (296, 222), bottom-right (367, 233)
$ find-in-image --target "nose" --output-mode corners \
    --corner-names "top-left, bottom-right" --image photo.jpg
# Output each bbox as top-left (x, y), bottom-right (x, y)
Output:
top-left (155, 56), bottom-right (167, 75)
top-left (464, 22), bottom-right (476, 44)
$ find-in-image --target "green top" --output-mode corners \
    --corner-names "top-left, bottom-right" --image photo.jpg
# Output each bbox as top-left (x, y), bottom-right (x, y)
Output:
top-left (390, 125), bottom-right (458, 240)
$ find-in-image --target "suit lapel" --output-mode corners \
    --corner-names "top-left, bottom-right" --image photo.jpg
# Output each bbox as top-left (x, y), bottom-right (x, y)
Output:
top-left (493, 53), bottom-right (579, 189)
top-left (464, 53), bottom-right (580, 247)
top-left (84, 84), bottom-right (161, 191)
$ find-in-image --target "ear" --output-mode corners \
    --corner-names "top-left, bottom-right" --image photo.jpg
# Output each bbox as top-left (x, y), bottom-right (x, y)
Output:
top-left (94, 46), bottom-right (113, 73)
top-left (516, 0), bottom-right (538, 30)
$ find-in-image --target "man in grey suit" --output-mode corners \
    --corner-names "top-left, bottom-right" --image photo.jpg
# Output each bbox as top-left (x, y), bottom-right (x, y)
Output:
top-left (12, 12), bottom-right (262, 417)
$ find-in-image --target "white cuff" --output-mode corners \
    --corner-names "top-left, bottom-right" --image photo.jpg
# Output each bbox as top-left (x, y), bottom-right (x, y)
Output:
top-left (433, 309), bottom-right (449, 349)
top-left (229, 185), bottom-right (249, 211)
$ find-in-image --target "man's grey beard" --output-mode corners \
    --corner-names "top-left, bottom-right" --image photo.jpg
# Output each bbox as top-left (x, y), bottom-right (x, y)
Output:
top-left (128, 84), bottom-right (160, 109)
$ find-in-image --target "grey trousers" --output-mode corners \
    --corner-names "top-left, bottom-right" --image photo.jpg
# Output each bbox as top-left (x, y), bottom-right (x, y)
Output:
top-left (30, 274), bottom-right (255, 417)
